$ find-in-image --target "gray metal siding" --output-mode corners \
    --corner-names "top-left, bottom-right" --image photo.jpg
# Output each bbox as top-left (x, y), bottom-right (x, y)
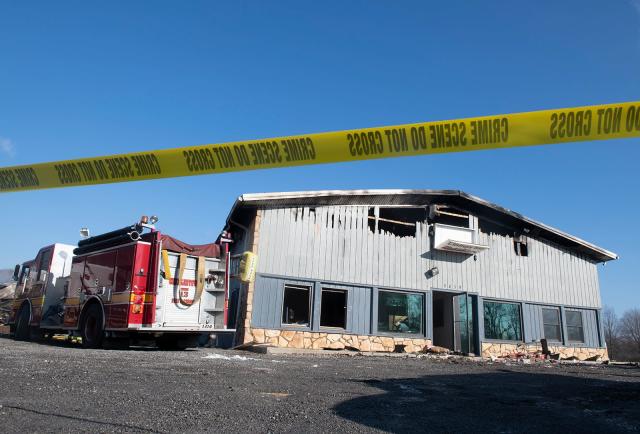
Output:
top-left (515, 303), bottom-right (602, 347)
top-left (345, 284), bottom-right (371, 335)
top-left (568, 308), bottom-right (601, 348)
top-left (316, 281), bottom-right (372, 335)
top-left (425, 290), bottom-right (433, 340)
top-left (251, 274), bottom-right (374, 335)
top-left (256, 206), bottom-right (601, 308)
top-left (251, 275), bottom-right (316, 329)
top-left (522, 304), bottom-right (544, 343)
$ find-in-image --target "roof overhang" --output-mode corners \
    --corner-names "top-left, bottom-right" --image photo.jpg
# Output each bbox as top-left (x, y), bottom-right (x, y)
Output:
top-left (223, 189), bottom-right (618, 263)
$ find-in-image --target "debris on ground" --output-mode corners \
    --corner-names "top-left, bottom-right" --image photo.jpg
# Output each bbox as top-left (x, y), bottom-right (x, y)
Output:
top-left (203, 353), bottom-right (260, 362)
top-left (425, 345), bottom-right (450, 354)
top-left (2, 338), bottom-right (639, 433)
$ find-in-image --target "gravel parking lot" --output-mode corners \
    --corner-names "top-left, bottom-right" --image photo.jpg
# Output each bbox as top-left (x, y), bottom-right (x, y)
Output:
top-left (0, 337), bottom-right (639, 433)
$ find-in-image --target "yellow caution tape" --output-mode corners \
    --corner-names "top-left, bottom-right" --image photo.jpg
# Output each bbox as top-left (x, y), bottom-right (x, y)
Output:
top-left (1, 101), bottom-right (639, 192)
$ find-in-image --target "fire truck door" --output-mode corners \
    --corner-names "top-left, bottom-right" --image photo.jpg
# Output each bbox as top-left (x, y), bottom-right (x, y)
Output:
top-left (63, 257), bottom-right (85, 328)
top-left (29, 247), bottom-right (53, 324)
top-left (160, 252), bottom-right (201, 326)
top-left (15, 264), bottom-right (31, 298)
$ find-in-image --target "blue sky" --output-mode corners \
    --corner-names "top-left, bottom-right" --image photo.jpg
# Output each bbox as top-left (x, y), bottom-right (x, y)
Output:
top-left (0, 1), bottom-right (638, 313)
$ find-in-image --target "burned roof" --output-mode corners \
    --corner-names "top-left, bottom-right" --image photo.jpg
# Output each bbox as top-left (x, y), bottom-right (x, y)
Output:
top-left (225, 189), bottom-right (617, 263)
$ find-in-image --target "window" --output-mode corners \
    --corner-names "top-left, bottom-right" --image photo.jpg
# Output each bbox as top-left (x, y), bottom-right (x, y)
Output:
top-left (282, 285), bottom-right (311, 326)
top-left (37, 249), bottom-right (53, 281)
top-left (483, 301), bottom-right (522, 341)
top-left (566, 310), bottom-right (584, 342)
top-left (429, 205), bottom-right (469, 228)
top-left (39, 249), bottom-right (53, 274)
top-left (513, 240), bottom-right (528, 256)
top-left (18, 266), bottom-right (30, 285)
top-left (377, 290), bottom-right (423, 335)
top-left (320, 289), bottom-right (347, 329)
top-left (542, 307), bottom-right (562, 342)
top-left (368, 207), bottom-right (425, 237)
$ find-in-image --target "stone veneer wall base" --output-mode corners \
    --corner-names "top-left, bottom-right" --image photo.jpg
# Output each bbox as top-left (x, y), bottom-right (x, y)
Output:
top-left (249, 328), bottom-right (432, 353)
top-left (481, 342), bottom-right (608, 361)
top-left (248, 328), bottom-right (608, 360)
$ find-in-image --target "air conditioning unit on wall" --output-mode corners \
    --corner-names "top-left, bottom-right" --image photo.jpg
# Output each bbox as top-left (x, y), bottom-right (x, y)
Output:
top-left (433, 223), bottom-right (489, 254)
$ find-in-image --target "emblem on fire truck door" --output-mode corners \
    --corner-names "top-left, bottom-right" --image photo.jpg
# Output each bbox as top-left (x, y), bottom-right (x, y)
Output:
top-left (175, 283), bottom-right (195, 306)
top-left (180, 286), bottom-right (192, 304)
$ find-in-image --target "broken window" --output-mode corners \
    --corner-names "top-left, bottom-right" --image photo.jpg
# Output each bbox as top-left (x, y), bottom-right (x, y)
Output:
top-left (282, 284), bottom-right (311, 326)
top-left (542, 307), bottom-right (562, 342)
top-left (368, 207), bottom-right (425, 237)
top-left (377, 290), bottom-right (424, 334)
top-left (429, 205), bottom-right (469, 228)
top-left (483, 301), bottom-right (522, 341)
top-left (367, 207), bottom-right (376, 232)
top-left (513, 236), bottom-right (528, 256)
top-left (478, 218), bottom-right (512, 236)
top-left (566, 310), bottom-right (584, 343)
top-left (320, 288), bottom-right (347, 329)
top-left (514, 241), bottom-right (528, 256)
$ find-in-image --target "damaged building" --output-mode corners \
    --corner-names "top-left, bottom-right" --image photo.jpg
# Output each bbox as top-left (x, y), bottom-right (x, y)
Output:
top-left (223, 190), bottom-right (616, 360)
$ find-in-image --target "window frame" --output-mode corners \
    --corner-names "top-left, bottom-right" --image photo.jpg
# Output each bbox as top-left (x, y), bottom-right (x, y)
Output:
top-left (281, 283), bottom-right (313, 329)
top-left (319, 287), bottom-right (348, 330)
top-left (375, 288), bottom-right (425, 337)
top-left (482, 300), bottom-right (524, 342)
top-left (18, 265), bottom-right (31, 285)
top-left (36, 248), bottom-right (54, 282)
top-left (541, 307), bottom-right (562, 342)
top-left (513, 240), bottom-right (529, 257)
top-left (565, 310), bottom-right (585, 343)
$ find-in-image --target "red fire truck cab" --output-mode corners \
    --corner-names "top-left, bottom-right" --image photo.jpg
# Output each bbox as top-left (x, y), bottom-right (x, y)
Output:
top-left (10, 217), bottom-right (231, 349)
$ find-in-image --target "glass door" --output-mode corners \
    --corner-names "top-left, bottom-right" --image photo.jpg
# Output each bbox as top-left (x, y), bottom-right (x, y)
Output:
top-left (453, 293), bottom-right (477, 354)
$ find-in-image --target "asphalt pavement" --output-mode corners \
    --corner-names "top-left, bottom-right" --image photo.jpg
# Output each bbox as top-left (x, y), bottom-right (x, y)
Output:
top-left (0, 337), bottom-right (639, 433)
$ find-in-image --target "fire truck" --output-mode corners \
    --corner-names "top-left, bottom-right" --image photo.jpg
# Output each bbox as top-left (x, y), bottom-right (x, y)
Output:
top-left (9, 216), bottom-right (231, 349)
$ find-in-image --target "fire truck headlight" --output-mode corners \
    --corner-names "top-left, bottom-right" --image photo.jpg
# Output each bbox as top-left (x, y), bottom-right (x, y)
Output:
top-left (149, 215), bottom-right (159, 224)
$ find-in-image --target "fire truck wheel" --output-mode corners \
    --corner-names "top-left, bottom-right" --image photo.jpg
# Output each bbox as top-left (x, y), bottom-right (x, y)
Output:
top-left (14, 305), bottom-right (31, 341)
top-left (81, 304), bottom-right (104, 349)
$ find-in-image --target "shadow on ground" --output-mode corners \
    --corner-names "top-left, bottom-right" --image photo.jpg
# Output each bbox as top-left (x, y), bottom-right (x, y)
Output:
top-left (333, 369), bottom-right (640, 433)
top-left (0, 335), bottom-right (202, 352)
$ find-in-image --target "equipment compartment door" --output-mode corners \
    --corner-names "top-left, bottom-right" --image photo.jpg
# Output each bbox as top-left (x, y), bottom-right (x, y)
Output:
top-left (160, 252), bottom-right (202, 325)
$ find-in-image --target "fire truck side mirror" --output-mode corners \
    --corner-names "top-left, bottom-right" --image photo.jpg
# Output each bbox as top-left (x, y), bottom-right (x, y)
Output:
top-left (12, 264), bottom-right (20, 281)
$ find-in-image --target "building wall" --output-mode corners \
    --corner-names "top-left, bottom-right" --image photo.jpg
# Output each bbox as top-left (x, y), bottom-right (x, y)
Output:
top-left (520, 303), bottom-right (601, 348)
top-left (250, 273), bottom-right (604, 352)
top-left (255, 205), bottom-right (602, 308)
top-left (229, 210), bottom-right (262, 346)
top-left (251, 274), bottom-right (430, 337)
